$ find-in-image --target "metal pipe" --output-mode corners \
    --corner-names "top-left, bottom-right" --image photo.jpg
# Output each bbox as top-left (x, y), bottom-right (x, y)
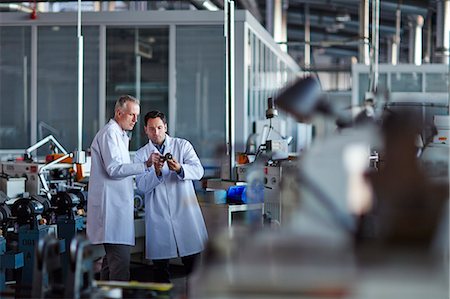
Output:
top-left (26, 135), bottom-right (68, 156)
top-left (273, 0), bottom-right (282, 42)
top-left (436, 0), bottom-right (450, 64)
top-left (265, 0), bottom-right (274, 36)
top-left (304, 3), bottom-right (310, 69)
top-left (280, 0), bottom-right (288, 52)
top-left (408, 15), bottom-right (424, 65)
top-left (134, 28), bottom-right (142, 147)
top-left (369, 0), bottom-right (380, 92)
top-left (393, 3), bottom-right (401, 65)
top-left (0, 3), bottom-right (33, 12)
top-left (359, 0), bottom-right (370, 65)
top-left (414, 16), bottom-right (424, 65)
top-left (31, 26), bottom-right (37, 145)
top-left (224, 0), bottom-right (235, 180)
top-left (99, 25), bottom-right (106, 128)
top-left (23, 56), bottom-right (28, 135)
top-left (77, 0), bottom-right (83, 152)
top-left (424, 9), bottom-right (432, 63)
top-left (280, 38), bottom-right (363, 47)
top-left (387, 35), bottom-right (394, 64)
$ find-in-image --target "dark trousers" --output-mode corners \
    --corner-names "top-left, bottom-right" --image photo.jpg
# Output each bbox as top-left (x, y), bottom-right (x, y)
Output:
top-left (152, 253), bottom-right (200, 283)
top-left (100, 244), bottom-right (131, 281)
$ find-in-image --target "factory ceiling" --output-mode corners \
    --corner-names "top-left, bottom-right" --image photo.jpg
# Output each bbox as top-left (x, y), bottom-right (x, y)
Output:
top-left (262, 0), bottom-right (435, 67)
top-left (0, 0), bottom-right (442, 68)
top-left (217, 0), bottom-right (439, 68)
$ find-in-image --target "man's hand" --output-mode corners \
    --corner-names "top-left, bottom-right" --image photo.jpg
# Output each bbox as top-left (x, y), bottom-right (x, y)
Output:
top-left (167, 157), bottom-right (181, 173)
top-left (147, 152), bottom-right (164, 176)
top-left (145, 155), bottom-right (153, 168)
top-left (154, 153), bottom-right (164, 176)
top-left (145, 152), bottom-right (160, 167)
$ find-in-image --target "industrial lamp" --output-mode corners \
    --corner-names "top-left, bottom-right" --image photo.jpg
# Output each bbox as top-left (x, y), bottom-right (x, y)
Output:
top-left (274, 76), bottom-right (324, 122)
top-left (275, 75), bottom-right (350, 125)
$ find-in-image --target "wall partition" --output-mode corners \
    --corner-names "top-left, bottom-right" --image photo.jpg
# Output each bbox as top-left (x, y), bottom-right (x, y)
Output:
top-left (0, 11), bottom-right (299, 162)
top-left (37, 26), bottom-right (99, 152)
top-left (106, 27), bottom-right (169, 150)
top-left (175, 25), bottom-right (225, 159)
top-left (0, 27), bottom-right (31, 150)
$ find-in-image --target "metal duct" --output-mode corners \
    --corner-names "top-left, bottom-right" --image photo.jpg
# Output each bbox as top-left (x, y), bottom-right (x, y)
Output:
top-left (387, 35), bottom-right (398, 65)
top-left (392, 3), bottom-right (401, 65)
top-left (190, 0), bottom-right (220, 10)
top-left (273, 0), bottom-right (282, 40)
top-left (266, 0), bottom-right (274, 35)
top-left (369, 0), bottom-right (380, 92)
top-left (436, 0), bottom-right (450, 64)
top-left (424, 9), bottom-right (432, 63)
top-left (408, 15), bottom-right (424, 65)
top-left (0, 3), bottom-right (33, 12)
top-left (266, 0), bottom-right (287, 51)
top-left (224, 0), bottom-right (235, 180)
top-left (280, 0), bottom-right (287, 52)
top-left (359, 0), bottom-right (370, 65)
top-left (304, 4), bottom-right (310, 68)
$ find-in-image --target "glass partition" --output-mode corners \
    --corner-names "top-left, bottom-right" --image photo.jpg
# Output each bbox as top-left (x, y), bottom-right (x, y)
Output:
top-left (0, 27), bottom-right (31, 149)
top-left (246, 29), bottom-right (298, 150)
top-left (425, 73), bottom-right (449, 92)
top-left (0, 12), bottom-right (300, 159)
top-left (175, 25), bottom-right (225, 159)
top-left (391, 72), bottom-right (423, 92)
top-left (106, 27), bottom-right (169, 151)
top-left (37, 26), bottom-right (99, 152)
top-left (357, 73), bottom-right (388, 102)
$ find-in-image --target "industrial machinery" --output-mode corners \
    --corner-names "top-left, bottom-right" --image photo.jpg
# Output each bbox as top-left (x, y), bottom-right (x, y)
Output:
top-left (31, 235), bottom-right (93, 299)
top-left (236, 98), bottom-right (299, 225)
top-left (32, 234), bottom-right (172, 299)
top-left (262, 162), bottom-right (300, 225)
top-left (421, 115), bottom-right (450, 183)
top-left (64, 236), bottom-right (95, 299)
top-left (51, 190), bottom-right (87, 279)
top-left (0, 135), bottom-right (86, 199)
top-left (10, 193), bottom-right (59, 293)
top-left (0, 189), bottom-right (88, 297)
top-left (32, 234), bottom-right (65, 299)
top-left (1, 161), bottom-right (73, 198)
top-left (253, 98), bottom-right (293, 161)
top-left (0, 175), bottom-right (26, 200)
top-left (0, 191), bottom-right (23, 294)
top-left (0, 136), bottom-right (92, 296)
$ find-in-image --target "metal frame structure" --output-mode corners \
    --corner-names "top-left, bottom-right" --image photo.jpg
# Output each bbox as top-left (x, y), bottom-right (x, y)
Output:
top-left (0, 10), bottom-right (299, 161)
top-left (352, 63), bottom-right (450, 108)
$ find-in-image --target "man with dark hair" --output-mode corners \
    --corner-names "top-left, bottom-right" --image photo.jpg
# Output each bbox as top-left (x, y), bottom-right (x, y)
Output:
top-left (87, 95), bottom-right (153, 281)
top-left (134, 110), bottom-right (207, 283)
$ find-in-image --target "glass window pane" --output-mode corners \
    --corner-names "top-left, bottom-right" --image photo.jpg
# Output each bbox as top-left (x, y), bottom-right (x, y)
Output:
top-left (358, 73), bottom-right (387, 104)
top-left (37, 26), bottom-right (99, 152)
top-left (391, 72), bottom-right (422, 92)
top-left (426, 73), bottom-right (449, 92)
top-left (0, 27), bottom-right (31, 149)
top-left (106, 27), bottom-right (169, 151)
top-left (176, 25), bottom-right (225, 160)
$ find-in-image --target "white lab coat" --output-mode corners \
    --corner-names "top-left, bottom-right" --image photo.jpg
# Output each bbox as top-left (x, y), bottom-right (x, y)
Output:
top-left (134, 135), bottom-right (207, 259)
top-left (87, 119), bottom-right (146, 245)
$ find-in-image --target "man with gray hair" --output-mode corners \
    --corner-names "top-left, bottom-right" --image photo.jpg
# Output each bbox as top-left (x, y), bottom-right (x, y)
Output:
top-left (87, 95), bottom-right (153, 281)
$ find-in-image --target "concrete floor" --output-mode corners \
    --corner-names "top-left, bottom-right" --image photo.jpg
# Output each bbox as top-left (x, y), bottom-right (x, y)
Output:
top-left (129, 262), bottom-right (189, 299)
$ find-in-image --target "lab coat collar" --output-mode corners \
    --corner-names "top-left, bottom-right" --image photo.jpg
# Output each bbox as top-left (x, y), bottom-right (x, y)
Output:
top-left (149, 134), bottom-right (172, 155)
top-left (109, 119), bottom-right (128, 137)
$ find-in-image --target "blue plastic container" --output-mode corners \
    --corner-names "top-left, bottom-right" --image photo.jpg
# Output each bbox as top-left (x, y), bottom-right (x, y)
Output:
top-left (227, 185), bottom-right (247, 204)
